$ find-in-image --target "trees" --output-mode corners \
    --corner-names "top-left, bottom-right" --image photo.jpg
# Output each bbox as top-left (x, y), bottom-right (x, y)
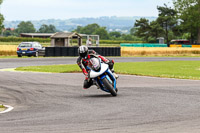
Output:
top-left (38, 24), bottom-right (56, 33)
top-left (0, 0), bottom-right (4, 34)
top-left (173, 0), bottom-right (200, 43)
top-left (121, 34), bottom-right (134, 41)
top-left (74, 23), bottom-right (110, 39)
top-left (79, 23), bottom-right (100, 34)
top-left (94, 27), bottom-right (109, 39)
top-left (15, 21), bottom-right (36, 34)
top-left (109, 31), bottom-right (121, 39)
top-left (132, 4), bottom-right (177, 43)
top-left (133, 18), bottom-right (151, 41)
top-left (0, 14), bottom-right (4, 33)
top-left (149, 20), bottom-right (164, 40)
top-left (157, 4), bottom-right (177, 44)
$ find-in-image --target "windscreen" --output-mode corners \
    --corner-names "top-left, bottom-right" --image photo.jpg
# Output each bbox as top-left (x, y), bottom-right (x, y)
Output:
top-left (19, 43), bottom-right (32, 47)
top-left (89, 58), bottom-right (100, 71)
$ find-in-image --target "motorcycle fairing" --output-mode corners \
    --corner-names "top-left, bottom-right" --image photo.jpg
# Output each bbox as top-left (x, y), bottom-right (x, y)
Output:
top-left (95, 69), bottom-right (117, 93)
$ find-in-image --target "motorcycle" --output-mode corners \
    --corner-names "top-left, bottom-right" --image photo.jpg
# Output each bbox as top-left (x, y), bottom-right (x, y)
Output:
top-left (87, 57), bottom-right (118, 96)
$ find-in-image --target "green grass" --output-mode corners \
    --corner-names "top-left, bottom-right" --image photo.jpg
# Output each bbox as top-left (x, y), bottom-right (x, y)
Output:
top-left (15, 61), bottom-right (200, 80)
top-left (0, 104), bottom-right (5, 108)
top-left (16, 64), bottom-right (81, 73)
top-left (0, 56), bottom-right (18, 58)
top-left (115, 61), bottom-right (200, 80)
top-left (0, 104), bottom-right (5, 112)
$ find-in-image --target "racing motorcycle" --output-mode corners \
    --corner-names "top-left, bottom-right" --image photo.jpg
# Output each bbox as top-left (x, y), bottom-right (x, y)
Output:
top-left (87, 57), bottom-right (118, 96)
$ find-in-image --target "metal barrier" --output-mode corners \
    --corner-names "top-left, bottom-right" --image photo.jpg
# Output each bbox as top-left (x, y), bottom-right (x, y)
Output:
top-left (120, 43), bottom-right (168, 47)
top-left (170, 44), bottom-right (200, 48)
top-left (45, 47), bottom-right (121, 57)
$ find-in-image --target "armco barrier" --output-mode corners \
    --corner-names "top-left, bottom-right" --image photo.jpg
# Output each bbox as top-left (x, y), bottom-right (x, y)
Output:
top-left (170, 44), bottom-right (200, 48)
top-left (45, 47), bottom-right (121, 57)
top-left (182, 45), bottom-right (192, 48)
top-left (192, 45), bottom-right (200, 48)
top-left (120, 43), bottom-right (168, 47)
top-left (170, 45), bottom-right (182, 47)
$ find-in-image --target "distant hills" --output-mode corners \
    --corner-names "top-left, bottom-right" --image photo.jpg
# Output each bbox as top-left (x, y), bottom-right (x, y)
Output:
top-left (4, 16), bottom-right (157, 33)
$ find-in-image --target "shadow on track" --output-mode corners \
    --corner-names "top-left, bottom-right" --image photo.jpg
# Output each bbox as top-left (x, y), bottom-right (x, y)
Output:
top-left (82, 94), bottom-right (114, 98)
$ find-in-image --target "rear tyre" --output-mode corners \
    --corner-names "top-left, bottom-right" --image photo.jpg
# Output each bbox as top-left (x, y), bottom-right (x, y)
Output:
top-left (102, 77), bottom-right (117, 96)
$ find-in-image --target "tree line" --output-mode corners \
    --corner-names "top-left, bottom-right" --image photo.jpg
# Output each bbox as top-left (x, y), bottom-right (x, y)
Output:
top-left (0, 0), bottom-right (4, 34)
top-left (3, 21), bottom-right (57, 36)
top-left (132, 0), bottom-right (200, 44)
top-left (1, 0), bottom-right (200, 44)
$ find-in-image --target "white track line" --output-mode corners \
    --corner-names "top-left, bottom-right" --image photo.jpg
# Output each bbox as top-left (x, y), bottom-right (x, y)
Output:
top-left (0, 105), bottom-right (14, 114)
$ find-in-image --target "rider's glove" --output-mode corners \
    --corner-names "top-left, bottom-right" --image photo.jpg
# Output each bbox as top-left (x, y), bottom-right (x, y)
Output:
top-left (85, 71), bottom-right (90, 81)
top-left (108, 60), bottom-right (114, 70)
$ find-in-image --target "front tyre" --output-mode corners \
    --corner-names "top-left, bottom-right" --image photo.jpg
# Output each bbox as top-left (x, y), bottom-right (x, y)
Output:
top-left (102, 77), bottom-right (117, 96)
top-left (18, 54), bottom-right (22, 57)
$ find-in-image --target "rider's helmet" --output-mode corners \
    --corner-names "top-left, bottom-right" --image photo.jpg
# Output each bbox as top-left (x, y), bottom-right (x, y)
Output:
top-left (78, 45), bottom-right (88, 59)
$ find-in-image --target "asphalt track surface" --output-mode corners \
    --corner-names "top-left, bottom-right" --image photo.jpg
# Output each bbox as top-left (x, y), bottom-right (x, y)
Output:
top-left (0, 57), bottom-right (200, 133)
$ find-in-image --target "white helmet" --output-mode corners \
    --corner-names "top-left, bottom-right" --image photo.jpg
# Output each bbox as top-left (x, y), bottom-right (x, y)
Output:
top-left (78, 45), bottom-right (88, 58)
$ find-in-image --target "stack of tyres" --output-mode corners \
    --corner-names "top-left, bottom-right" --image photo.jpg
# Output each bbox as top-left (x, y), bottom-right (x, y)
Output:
top-left (55, 47), bottom-right (62, 56)
top-left (111, 47), bottom-right (116, 56)
top-left (105, 47), bottom-right (109, 56)
top-left (74, 47), bottom-right (79, 56)
top-left (102, 47), bottom-right (106, 56)
top-left (114, 47), bottom-right (119, 56)
top-left (107, 47), bottom-right (112, 56)
top-left (68, 47), bottom-right (74, 56)
top-left (94, 47), bottom-right (100, 54)
top-left (89, 47), bottom-right (96, 53)
top-left (45, 47), bottom-right (55, 57)
top-left (95, 47), bottom-right (102, 55)
top-left (61, 47), bottom-right (68, 56)
top-left (117, 47), bottom-right (121, 56)
top-left (45, 47), bottom-right (121, 57)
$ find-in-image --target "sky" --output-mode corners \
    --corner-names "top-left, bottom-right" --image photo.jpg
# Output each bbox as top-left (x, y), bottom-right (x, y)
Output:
top-left (1, 0), bottom-right (172, 21)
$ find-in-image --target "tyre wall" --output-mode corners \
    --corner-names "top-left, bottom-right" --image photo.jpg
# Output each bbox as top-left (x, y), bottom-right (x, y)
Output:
top-left (45, 47), bottom-right (121, 57)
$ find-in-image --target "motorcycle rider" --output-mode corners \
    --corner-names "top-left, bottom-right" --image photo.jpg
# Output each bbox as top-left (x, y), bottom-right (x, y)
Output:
top-left (77, 45), bottom-right (118, 89)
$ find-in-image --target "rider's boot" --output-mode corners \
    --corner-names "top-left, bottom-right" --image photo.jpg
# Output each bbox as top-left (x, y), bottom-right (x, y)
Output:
top-left (83, 79), bottom-right (93, 89)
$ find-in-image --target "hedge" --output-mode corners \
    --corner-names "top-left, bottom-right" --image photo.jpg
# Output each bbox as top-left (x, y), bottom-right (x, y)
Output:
top-left (0, 37), bottom-right (50, 43)
top-left (0, 37), bottom-right (145, 44)
top-left (100, 40), bottom-right (144, 44)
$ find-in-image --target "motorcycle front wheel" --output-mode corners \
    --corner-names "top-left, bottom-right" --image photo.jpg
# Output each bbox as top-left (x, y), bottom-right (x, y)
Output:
top-left (102, 77), bottom-right (117, 96)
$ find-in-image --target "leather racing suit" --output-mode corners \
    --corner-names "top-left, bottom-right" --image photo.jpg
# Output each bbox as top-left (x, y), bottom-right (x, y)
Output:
top-left (77, 50), bottom-right (114, 89)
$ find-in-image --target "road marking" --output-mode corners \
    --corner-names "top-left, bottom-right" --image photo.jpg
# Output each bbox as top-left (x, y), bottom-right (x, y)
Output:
top-left (0, 68), bottom-right (16, 72)
top-left (0, 105), bottom-right (14, 114)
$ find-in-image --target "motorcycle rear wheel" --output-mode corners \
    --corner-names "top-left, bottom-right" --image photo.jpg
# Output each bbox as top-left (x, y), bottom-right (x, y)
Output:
top-left (102, 77), bottom-right (117, 96)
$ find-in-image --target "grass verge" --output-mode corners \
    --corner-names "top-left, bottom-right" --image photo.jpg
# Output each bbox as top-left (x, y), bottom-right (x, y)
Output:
top-left (16, 64), bottom-right (81, 73)
top-left (0, 104), bottom-right (6, 112)
top-left (15, 61), bottom-right (200, 80)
